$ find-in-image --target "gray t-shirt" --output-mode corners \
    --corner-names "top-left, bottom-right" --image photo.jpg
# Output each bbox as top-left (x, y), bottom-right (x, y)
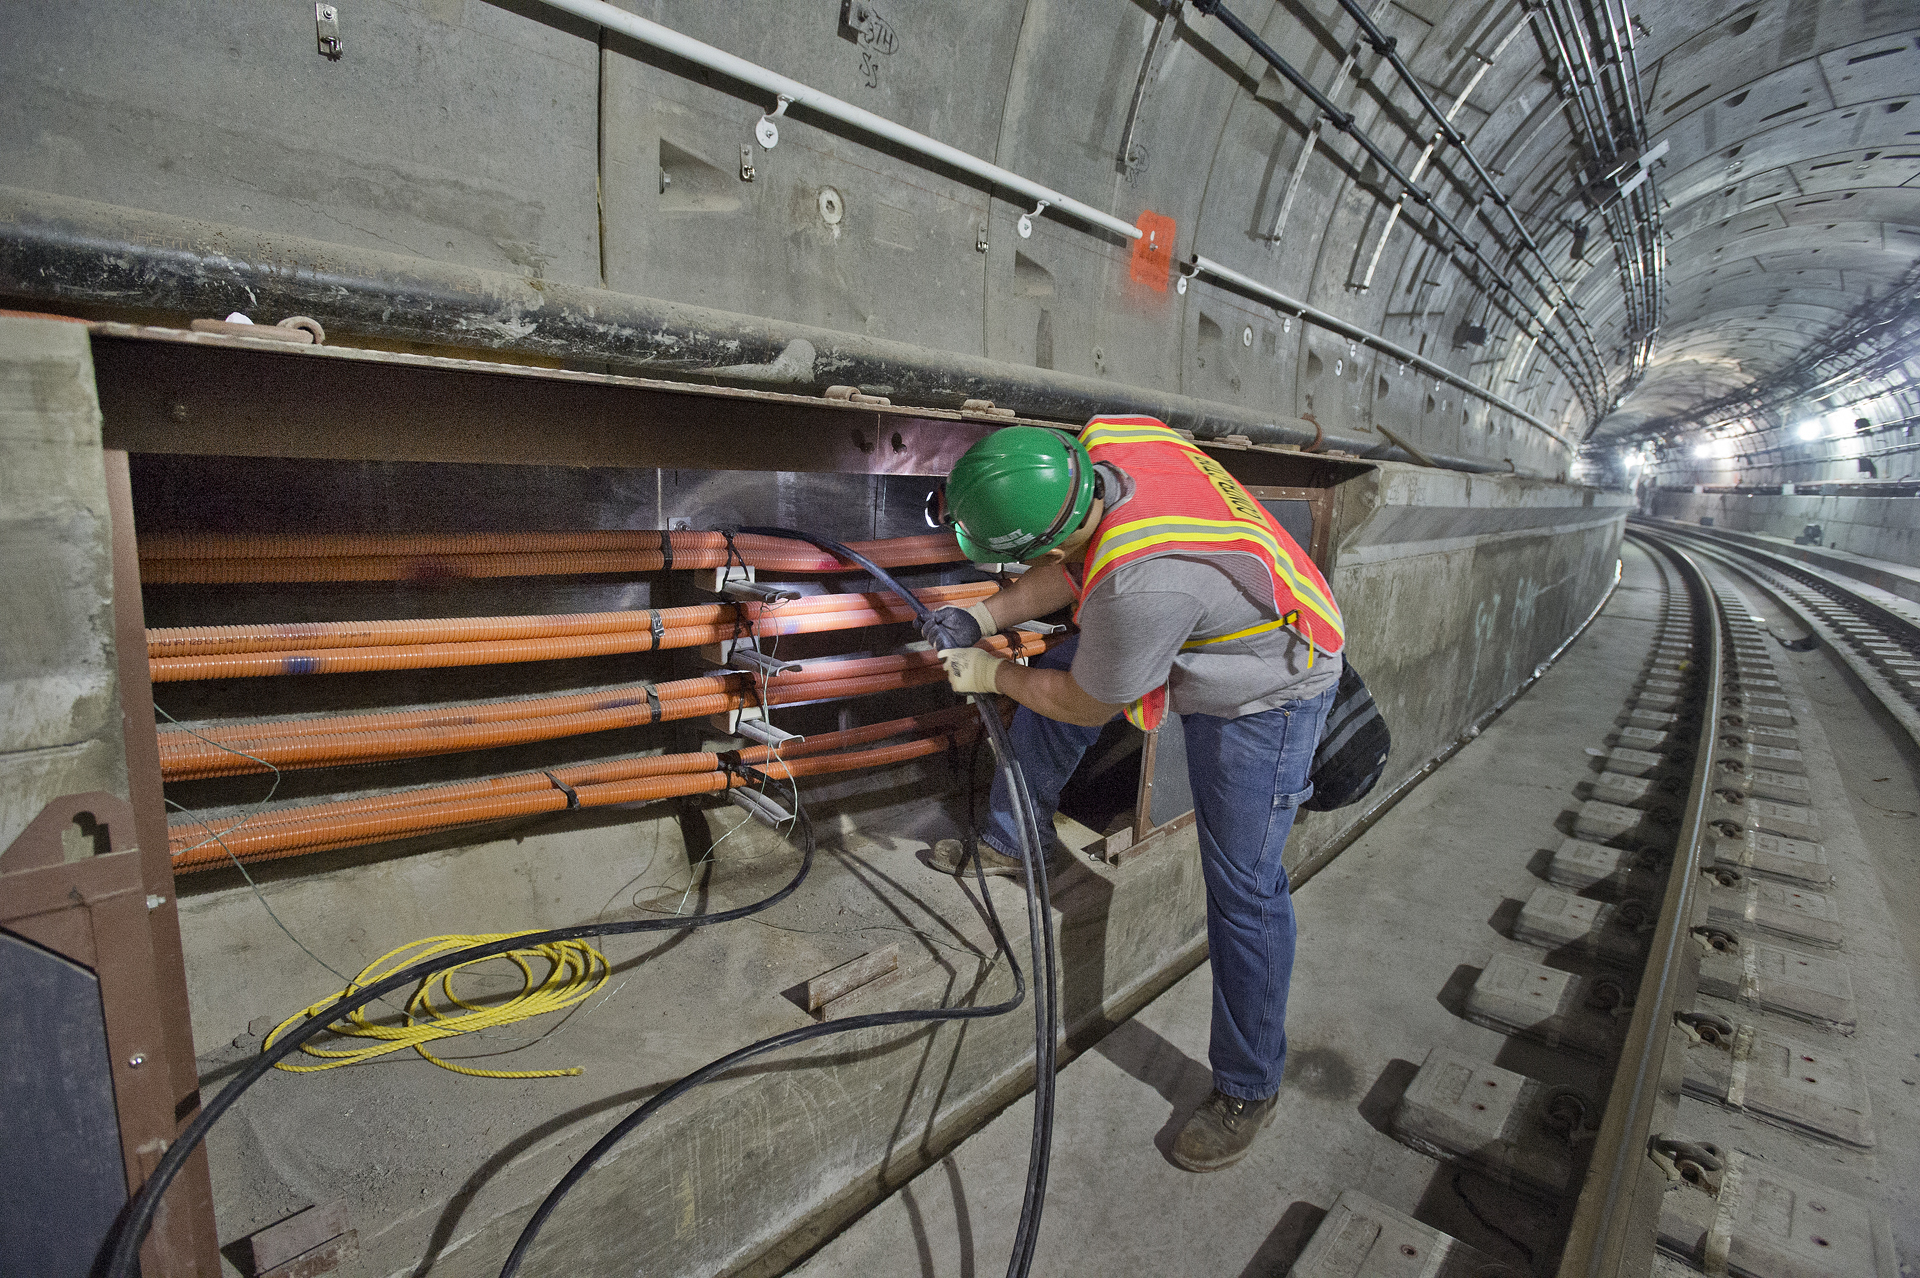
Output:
top-left (1069, 463), bottom-right (1342, 719)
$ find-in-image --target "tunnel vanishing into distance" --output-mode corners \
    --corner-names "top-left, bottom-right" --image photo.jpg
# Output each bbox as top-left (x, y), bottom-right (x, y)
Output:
top-left (2, 2), bottom-right (1916, 1276)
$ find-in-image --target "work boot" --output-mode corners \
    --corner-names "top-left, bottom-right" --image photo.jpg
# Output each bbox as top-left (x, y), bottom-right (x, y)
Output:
top-left (927, 837), bottom-right (1067, 880)
top-left (1171, 1088), bottom-right (1279, 1172)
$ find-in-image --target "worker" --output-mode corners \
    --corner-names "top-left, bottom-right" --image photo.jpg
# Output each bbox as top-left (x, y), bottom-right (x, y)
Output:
top-left (920, 416), bottom-right (1344, 1172)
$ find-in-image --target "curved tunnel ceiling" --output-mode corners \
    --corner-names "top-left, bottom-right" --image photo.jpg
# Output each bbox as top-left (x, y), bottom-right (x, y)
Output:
top-left (1588, 6), bottom-right (1920, 442)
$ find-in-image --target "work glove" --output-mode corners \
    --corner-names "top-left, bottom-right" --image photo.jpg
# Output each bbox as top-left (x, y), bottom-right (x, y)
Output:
top-left (938, 646), bottom-right (1004, 696)
top-left (919, 600), bottom-right (998, 651)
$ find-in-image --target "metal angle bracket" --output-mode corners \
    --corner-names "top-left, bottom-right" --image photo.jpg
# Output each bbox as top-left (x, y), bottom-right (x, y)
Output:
top-left (315, 3), bottom-right (342, 60)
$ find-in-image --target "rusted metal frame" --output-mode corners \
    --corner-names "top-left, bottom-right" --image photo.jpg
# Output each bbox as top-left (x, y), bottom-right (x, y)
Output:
top-left (103, 448), bottom-right (222, 1271)
top-left (1558, 531), bottom-right (1722, 1278)
top-left (0, 794), bottom-right (207, 1277)
top-left (90, 331), bottom-right (1004, 476)
top-left (1132, 728), bottom-right (1162, 842)
top-left (1239, 483), bottom-right (1336, 570)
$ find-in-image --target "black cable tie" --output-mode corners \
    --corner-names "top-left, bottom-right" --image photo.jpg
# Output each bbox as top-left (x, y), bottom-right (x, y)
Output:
top-left (659, 528), bottom-right (674, 573)
top-left (645, 686), bottom-right (661, 720)
top-left (543, 771), bottom-right (581, 810)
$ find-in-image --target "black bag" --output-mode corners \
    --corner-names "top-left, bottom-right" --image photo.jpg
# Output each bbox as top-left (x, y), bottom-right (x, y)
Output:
top-left (1304, 660), bottom-right (1390, 811)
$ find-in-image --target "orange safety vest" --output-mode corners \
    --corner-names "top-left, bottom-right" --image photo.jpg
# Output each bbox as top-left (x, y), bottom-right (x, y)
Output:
top-left (1067, 416), bottom-right (1344, 731)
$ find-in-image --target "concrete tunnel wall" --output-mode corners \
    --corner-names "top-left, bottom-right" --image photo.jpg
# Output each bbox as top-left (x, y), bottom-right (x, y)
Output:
top-left (0, 0), bottom-right (1596, 476)
top-left (1649, 487), bottom-right (1920, 572)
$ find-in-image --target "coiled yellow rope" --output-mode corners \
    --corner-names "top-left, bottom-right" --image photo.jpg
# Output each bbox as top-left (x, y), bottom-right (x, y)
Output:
top-left (263, 932), bottom-right (611, 1078)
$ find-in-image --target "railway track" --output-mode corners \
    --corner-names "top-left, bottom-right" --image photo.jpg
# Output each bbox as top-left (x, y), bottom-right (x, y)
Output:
top-left (1640, 519), bottom-right (1920, 752)
top-left (1284, 528), bottom-right (1910, 1278)
top-left (791, 530), bottom-right (1918, 1278)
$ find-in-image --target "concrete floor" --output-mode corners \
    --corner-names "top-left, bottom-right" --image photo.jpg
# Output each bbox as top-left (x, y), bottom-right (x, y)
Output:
top-left (790, 537), bottom-right (1920, 1278)
top-left (789, 544), bottom-right (1679, 1277)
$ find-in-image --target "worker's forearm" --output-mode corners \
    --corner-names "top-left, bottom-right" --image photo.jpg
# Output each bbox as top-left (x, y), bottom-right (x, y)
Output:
top-left (994, 661), bottom-right (1120, 727)
top-left (983, 562), bottom-right (1076, 629)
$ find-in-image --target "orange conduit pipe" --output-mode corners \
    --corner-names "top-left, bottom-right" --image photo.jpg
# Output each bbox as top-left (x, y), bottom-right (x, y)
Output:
top-left (158, 634), bottom-right (1051, 780)
top-left (138, 530), bottom-right (965, 583)
top-left (170, 706), bottom-right (981, 848)
top-left (146, 585), bottom-right (999, 682)
top-left (147, 583), bottom-right (996, 659)
top-left (159, 637), bottom-right (1038, 750)
top-left (169, 729), bottom-right (974, 871)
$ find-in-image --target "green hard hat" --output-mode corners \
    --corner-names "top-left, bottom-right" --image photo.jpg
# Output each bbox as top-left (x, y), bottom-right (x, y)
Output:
top-left (941, 427), bottom-right (1097, 562)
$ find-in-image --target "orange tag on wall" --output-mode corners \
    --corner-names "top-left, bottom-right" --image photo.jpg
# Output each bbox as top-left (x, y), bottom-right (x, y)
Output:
top-left (1129, 210), bottom-right (1176, 292)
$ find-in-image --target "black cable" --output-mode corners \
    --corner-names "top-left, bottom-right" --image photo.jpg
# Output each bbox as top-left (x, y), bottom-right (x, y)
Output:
top-left (105, 767), bottom-right (818, 1278)
top-left (742, 525), bottom-right (1060, 1275)
top-left (495, 777), bottom-right (1032, 1278)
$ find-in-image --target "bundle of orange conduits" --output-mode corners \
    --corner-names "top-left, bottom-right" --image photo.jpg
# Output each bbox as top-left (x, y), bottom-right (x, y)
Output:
top-left (139, 529), bottom-right (964, 584)
top-left (147, 582), bottom-right (997, 682)
top-left (152, 528), bottom-right (1021, 870)
top-left (157, 633), bottom-right (1051, 781)
top-left (166, 707), bottom-right (986, 872)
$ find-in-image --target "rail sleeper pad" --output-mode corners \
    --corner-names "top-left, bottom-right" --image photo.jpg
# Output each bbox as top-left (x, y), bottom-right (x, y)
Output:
top-left (1633, 691), bottom-right (1686, 712)
top-left (1604, 746), bottom-right (1667, 777)
top-left (1388, 1049), bottom-right (1581, 1197)
top-left (1286, 1188), bottom-right (1519, 1278)
top-left (1733, 701), bottom-right (1796, 726)
top-left (1547, 837), bottom-right (1664, 897)
top-left (1681, 1025), bottom-right (1875, 1148)
top-left (1742, 723), bottom-right (1801, 747)
top-left (1512, 887), bottom-right (1647, 965)
top-left (1710, 794), bottom-right (1821, 843)
top-left (1739, 743), bottom-right (1807, 775)
top-left (1708, 832), bottom-right (1833, 886)
top-left (1463, 954), bottom-right (1629, 1059)
top-left (1617, 726), bottom-right (1671, 749)
top-left (1642, 677), bottom-right (1688, 695)
top-left (1696, 941), bottom-right (1856, 1033)
top-left (1575, 798), bottom-right (1676, 847)
top-left (1627, 707), bottom-right (1680, 729)
top-left (1732, 688), bottom-right (1792, 707)
top-left (1723, 767), bottom-right (1813, 805)
top-left (1588, 772), bottom-right (1685, 812)
top-left (1655, 1152), bottom-right (1898, 1278)
top-left (1702, 876), bottom-right (1844, 947)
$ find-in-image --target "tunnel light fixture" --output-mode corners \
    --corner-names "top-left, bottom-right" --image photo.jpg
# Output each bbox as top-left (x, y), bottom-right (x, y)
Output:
top-left (1796, 420), bottom-right (1823, 440)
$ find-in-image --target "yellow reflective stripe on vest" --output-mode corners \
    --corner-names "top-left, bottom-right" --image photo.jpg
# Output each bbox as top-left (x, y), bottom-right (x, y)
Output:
top-left (1081, 423), bottom-right (1201, 451)
top-left (1178, 617), bottom-right (1288, 651)
top-left (1086, 515), bottom-right (1287, 580)
top-left (1109, 515), bottom-right (1339, 626)
top-left (1088, 516), bottom-right (1342, 637)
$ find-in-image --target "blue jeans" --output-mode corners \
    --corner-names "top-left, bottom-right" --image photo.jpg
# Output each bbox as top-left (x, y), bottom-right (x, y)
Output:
top-left (982, 635), bottom-right (1336, 1100)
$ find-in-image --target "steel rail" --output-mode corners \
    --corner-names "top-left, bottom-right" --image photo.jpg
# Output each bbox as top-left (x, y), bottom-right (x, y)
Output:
top-left (1191, 0), bottom-right (1606, 424)
top-left (1558, 529), bottom-right (1723, 1278)
top-left (1329, 0), bottom-right (1610, 395)
top-left (1187, 253), bottom-right (1568, 443)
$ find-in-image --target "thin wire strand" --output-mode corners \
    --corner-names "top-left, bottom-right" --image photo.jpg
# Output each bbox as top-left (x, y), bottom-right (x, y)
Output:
top-left (154, 702), bottom-right (283, 856)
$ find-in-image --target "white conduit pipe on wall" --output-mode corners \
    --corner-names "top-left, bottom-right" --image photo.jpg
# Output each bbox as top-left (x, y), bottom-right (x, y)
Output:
top-left (527, 0), bottom-right (1143, 244)
top-left (1190, 254), bottom-right (1572, 447)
